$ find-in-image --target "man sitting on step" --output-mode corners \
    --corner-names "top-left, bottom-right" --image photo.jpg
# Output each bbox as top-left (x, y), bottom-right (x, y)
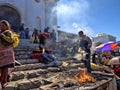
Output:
top-left (31, 46), bottom-right (58, 66)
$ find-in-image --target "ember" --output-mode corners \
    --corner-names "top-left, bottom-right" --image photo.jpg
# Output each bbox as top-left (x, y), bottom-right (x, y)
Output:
top-left (74, 70), bottom-right (96, 83)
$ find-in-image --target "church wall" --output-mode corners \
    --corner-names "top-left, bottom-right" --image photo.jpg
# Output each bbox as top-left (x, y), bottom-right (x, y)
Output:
top-left (45, 0), bottom-right (58, 30)
top-left (0, 0), bottom-right (58, 36)
top-left (25, 0), bottom-right (45, 32)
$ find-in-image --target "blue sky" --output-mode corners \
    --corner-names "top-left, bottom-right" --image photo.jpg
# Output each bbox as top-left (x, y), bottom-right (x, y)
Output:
top-left (55, 0), bottom-right (120, 41)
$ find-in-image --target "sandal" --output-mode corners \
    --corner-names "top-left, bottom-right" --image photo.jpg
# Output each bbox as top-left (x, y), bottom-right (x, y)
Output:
top-left (2, 82), bottom-right (8, 89)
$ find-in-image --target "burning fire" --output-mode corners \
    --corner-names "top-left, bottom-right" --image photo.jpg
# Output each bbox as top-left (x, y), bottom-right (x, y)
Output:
top-left (74, 70), bottom-right (96, 83)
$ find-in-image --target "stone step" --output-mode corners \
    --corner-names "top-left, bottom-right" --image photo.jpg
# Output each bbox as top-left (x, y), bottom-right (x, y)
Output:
top-left (17, 58), bottom-right (81, 65)
top-left (4, 69), bottom-right (83, 90)
top-left (14, 63), bottom-right (46, 72)
top-left (17, 59), bottom-right (39, 65)
top-left (12, 69), bottom-right (49, 81)
top-left (14, 59), bottom-right (83, 72)
top-left (2, 56), bottom-right (85, 90)
top-left (14, 49), bottom-right (34, 60)
top-left (12, 63), bottom-right (84, 81)
top-left (3, 78), bottom-right (44, 90)
top-left (17, 43), bottom-right (39, 49)
top-left (4, 76), bottom-right (113, 90)
top-left (18, 39), bottom-right (39, 47)
top-left (14, 49), bottom-right (75, 60)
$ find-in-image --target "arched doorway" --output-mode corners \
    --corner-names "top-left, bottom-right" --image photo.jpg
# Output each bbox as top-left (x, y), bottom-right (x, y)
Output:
top-left (0, 5), bottom-right (21, 32)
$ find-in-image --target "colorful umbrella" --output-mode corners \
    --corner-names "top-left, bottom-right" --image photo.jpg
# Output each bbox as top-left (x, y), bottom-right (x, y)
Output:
top-left (95, 41), bottom-right (119, 53)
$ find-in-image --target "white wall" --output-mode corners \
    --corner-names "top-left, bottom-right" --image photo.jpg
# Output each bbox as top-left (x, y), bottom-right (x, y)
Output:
top-left (45, 0), bottom-right (58, 29)
top-left (0, 0), bottom-right (58, 37)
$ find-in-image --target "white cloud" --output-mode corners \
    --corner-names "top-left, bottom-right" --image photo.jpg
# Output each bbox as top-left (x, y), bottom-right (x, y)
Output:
top-left (53, 0), bottom-right (94, 36)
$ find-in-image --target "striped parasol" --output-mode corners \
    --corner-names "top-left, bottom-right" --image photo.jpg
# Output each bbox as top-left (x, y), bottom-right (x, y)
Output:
top-left (95, 41), bottom-right (119, 53)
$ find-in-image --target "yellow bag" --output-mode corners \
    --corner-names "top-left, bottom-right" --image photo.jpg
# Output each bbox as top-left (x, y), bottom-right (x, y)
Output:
top-left (0, 30), bottom-right (19, 48)
top-left (13, 33), bottom-right (19, 48)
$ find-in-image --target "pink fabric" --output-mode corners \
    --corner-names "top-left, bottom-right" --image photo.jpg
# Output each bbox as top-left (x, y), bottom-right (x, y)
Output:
top-left (0, 46), bottom-right (15, 67)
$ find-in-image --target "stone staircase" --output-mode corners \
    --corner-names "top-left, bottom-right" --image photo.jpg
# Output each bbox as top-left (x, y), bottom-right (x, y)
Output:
top-left (2, 39), bottom-right (116, 90)
top-left (3, 39), bottom-right (84, 90)
top-left (16, 39), bottom-right (39, 49)
top-left (3, 59), bottom-right (84, 90)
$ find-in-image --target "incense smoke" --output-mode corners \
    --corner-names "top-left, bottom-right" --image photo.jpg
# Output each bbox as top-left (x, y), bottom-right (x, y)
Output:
top-left (53, 0), bottom-right (94, 36)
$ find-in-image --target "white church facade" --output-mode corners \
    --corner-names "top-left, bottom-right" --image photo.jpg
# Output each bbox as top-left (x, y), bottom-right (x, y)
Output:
top-left (0, 0), bottom-right (59, 35)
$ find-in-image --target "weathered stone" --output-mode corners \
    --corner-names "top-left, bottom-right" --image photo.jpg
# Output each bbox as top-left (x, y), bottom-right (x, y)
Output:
top-left (14, 65), bottom-right (26, 71)
top-left (47, 67), bottom-right (62, 72)
top-left (30, 79), bottom-right (41, 88)
top-left (2, 43), bottom-right (117, 90)
top-left (40, 79), bottom-right (52, 85)
top-left (30, 88), bottom-right (44, 90)
top-left (26, 70), bottom-right (40, 79)
top-left (17, 80), bottom-right (31, 90)
top-left (14, 63), bottom-right (45, 71)
top-left (3, 82), bottom-right (17, 90)
top-left (36, 70), bottom-right (49, 76)
top-left (17, 59), bottom-right (39, 64)
top-left (17, 79), bottom-right (41, 90)
top-left (2, 85), bottom-right (16, 90)
top-left (12, 71), bottom-right (25, 81)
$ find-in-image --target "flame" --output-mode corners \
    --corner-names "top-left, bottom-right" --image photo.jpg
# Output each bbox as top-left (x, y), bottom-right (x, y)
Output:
top-left (74, 70), bottom-right (96, 83)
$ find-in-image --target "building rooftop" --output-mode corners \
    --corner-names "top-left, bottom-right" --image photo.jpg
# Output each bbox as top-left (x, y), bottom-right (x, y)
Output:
top-left (95, 33), bottom-right (107, 37)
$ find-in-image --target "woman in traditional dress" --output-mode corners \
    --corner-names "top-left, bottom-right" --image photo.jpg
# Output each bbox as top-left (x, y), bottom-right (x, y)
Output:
top-left (0, 20), bottom-right (15, 88)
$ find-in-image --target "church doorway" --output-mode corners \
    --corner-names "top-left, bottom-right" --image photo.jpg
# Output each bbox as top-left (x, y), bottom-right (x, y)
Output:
top-left (0, 5), bottom-right (21, 33)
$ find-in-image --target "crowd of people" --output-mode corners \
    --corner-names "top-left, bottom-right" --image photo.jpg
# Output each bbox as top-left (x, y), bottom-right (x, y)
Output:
top-left (0, 20), bottom-right (120, 89)
top-left (21, 24), bottom-right (120, 90)
top-left (77, 31), bottom-right (120, 89)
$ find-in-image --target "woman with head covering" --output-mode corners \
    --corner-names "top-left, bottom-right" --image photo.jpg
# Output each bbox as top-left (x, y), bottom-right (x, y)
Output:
top-left (0, 20), bottom-right (15, 88)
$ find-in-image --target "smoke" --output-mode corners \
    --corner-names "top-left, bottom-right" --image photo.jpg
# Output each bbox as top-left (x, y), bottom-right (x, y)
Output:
top-left (53, 0), bottom-right (94, 36)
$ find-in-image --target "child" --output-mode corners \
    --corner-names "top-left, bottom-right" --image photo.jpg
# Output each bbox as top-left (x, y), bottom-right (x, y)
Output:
top-left (110, 59), bottom-right (120, 90)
